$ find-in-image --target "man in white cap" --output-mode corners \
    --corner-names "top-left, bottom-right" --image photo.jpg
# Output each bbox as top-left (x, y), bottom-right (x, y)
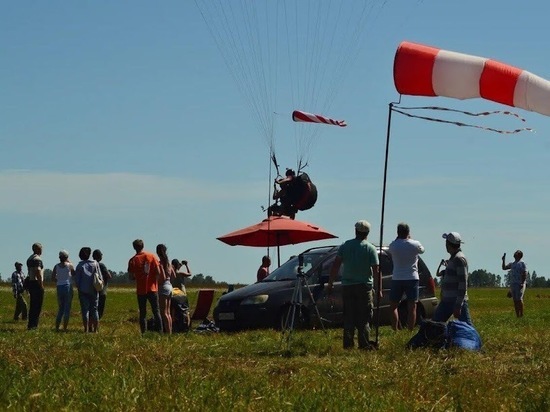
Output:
top-left (433, 232), bottom-right (472, 324)
top-left (327, 220), bottom-right (381, 350)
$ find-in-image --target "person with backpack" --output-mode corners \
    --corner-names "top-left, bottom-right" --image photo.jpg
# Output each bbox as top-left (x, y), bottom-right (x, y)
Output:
top-left (93, 249), bottom-right (111, 320)
top-left (74, 247), bottom-right (102, 333)
top-left (269, 169), bottom-right (318, 219)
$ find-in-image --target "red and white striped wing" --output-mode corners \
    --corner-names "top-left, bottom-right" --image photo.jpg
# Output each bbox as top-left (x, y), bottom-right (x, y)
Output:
top-left (292, 110), bottom-right (347, 127)
top-left (394, 41), bottom-right (550, 117)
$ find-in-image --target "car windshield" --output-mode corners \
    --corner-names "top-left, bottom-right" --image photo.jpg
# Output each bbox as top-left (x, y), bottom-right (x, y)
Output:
top-left (262, 246), bottom-right (336, 281)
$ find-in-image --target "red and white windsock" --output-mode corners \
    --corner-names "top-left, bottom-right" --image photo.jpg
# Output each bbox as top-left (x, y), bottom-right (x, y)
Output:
top-left (394, 41), bottom-right (550, 117)
top-left (292, 110), bottom-right (347, 127)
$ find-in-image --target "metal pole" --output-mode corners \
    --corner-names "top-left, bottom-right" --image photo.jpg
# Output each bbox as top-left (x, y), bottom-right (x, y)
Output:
top-left (375, 102), bottom-right (395, 346)
top-left (379, 102), bottom-right (394, 252)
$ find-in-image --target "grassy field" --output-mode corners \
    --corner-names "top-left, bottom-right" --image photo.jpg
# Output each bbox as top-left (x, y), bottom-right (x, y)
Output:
top-left (0, 286), bottom-right (549, 411)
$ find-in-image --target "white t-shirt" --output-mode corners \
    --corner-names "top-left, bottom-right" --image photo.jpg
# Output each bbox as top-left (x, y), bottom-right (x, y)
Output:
top-left (388, 238), bottom-right (425, 281)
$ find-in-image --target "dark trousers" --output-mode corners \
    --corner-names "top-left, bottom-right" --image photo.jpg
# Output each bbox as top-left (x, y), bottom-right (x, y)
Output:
top-left (342, 284), bottom-right (373, 349)
top-left (98, 292), bottom-right (107, 320)
top-left (137, 292), bottom-right (162, 333)
top-left (27, 281), bottom-right (44, 330)
top-left (14, 293), bottom-right (28, 320)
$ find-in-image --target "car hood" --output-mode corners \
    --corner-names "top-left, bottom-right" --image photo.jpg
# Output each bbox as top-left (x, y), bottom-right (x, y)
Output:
top-left (220, 280), bottom-right (295, 300)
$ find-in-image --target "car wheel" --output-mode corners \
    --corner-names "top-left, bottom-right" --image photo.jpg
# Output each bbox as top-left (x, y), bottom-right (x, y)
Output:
top-left (279, 304), bottom-right (309, 331)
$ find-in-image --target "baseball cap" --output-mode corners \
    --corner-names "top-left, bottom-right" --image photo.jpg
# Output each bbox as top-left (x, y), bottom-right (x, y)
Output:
top-left (59, 250), bottom-right (69, 258)
top-left (442, 232), bottom-right (463, 245)
top-left (15, 262), bottom-right (23, 267)
top-left (355, 220), bottom-right (371, 233)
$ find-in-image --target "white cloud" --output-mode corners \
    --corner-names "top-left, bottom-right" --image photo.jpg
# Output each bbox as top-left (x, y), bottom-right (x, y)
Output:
top-left (0, 170), bottom-right (264, 216)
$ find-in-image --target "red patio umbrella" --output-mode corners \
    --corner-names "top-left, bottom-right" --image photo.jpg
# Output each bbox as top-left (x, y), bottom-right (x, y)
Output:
top-left (217, 216), bottom-right (337, 266)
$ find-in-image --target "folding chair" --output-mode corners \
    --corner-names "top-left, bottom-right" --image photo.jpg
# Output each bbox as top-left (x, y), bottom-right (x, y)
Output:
top-left (190, 289), bottom-right (215, 324)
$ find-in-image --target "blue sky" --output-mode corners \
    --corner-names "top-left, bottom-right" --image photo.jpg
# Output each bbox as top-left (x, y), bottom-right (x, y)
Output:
top-left (1, 1), bottom-right (549, 285)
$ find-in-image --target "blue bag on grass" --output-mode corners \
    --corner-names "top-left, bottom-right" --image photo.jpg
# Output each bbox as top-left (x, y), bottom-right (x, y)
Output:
top-left (407, 319), bottom-right (482, 351)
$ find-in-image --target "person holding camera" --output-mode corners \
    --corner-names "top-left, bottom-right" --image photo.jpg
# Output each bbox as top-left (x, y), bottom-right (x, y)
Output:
top-left (388, 222), bottom-right (425, 331)
top-left (502, 250), bottom-right (527, 317)
top-left (170, 259), bottom-right (192, 295)
top-left (432, 232), bottom-right (472, 325)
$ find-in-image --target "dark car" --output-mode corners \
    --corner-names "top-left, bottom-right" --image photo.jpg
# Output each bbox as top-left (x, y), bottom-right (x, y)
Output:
top-left (213, 245), bottom-right (438, 331)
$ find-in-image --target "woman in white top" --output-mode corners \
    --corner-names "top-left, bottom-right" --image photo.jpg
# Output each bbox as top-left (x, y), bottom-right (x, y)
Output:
top-left (156, 244), bottom-right (175, 334)
top-left (52, 250), bottom-right (75, 331)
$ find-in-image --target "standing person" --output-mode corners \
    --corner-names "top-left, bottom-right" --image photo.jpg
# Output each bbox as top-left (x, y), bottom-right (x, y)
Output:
top-left (171, 259), bottom-right (192, 295)
top-left (433, 232), bottom-right (472, 325)
top-left (74, 247), bottom-right (102, 333)
top-left (257, 255), bottom-right (271, 282)
top-left (327, 220), bottom-right (381, 350)
top-left (26, 242), bottom-right (45, 330)
top-left (93, 249), bottom-right (112, 320)
top-left (502, 250), bottom-right (527, 317)
top-left (388, 223), bottom-right (425, 331)
top-left (156, 244), bottom-right (174, 334)
top-left (51, 250), bottom-right (75, 331)
top-left (128, 239), bottom-right (162, 334)
top-left (11, 262), bottom-right (28, 321)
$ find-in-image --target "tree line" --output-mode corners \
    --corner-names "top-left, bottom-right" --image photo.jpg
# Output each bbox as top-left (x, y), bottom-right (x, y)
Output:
top-left (434, 269), bottom-right (550, 288)
top-left (2, 268), bottom-right (550, 288)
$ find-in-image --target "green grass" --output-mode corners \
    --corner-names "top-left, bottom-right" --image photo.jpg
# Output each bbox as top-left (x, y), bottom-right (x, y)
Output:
top-left (0, 286), bottom-right (549, 411)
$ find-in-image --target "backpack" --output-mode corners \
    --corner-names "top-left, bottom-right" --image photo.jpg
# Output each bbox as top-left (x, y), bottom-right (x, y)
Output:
top-left (293, 173), bottom-right (318, 211)
top-left (172, 293), bottom-right (190, 333)
top-left (406, 320), bottom-right (482, 351)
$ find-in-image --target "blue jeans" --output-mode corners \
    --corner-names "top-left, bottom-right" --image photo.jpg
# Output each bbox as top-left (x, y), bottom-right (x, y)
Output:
top-left (78, 291), bottom-right (99, 324)
top-left (56, 284), bottom-right (73, 327)
top-left (432, 299), bottom-right (472, 325)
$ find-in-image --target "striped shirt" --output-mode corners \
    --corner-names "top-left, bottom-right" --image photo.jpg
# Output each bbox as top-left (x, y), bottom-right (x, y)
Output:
top-left (439, 250), bottom-right (468, 309)
top-left (11, 270), bottom-right (26, 295)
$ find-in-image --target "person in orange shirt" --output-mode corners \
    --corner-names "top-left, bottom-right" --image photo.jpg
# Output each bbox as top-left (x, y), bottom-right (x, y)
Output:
top-left (128, 239), bottom-right (162, 333)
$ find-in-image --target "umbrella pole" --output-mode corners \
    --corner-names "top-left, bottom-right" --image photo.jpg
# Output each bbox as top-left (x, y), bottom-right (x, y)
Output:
top-left (376, 101), bottom-right (397, 346)
top-left (277, 245), bottom-right (281, 267)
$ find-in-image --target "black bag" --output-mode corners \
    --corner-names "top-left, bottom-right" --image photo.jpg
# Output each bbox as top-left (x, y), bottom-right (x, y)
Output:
top-left (406, 320), bottom-right (447, 349)
top-left (172, 294), bottom-right (190, 333)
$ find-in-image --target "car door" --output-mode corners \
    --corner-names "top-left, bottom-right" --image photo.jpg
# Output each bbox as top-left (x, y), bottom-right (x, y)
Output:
top-left (310, 253), bottom-right (343, 327)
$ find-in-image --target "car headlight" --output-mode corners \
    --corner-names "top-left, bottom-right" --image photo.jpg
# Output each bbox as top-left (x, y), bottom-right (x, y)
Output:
top-left (240, 295), bottom-right (269, 305)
